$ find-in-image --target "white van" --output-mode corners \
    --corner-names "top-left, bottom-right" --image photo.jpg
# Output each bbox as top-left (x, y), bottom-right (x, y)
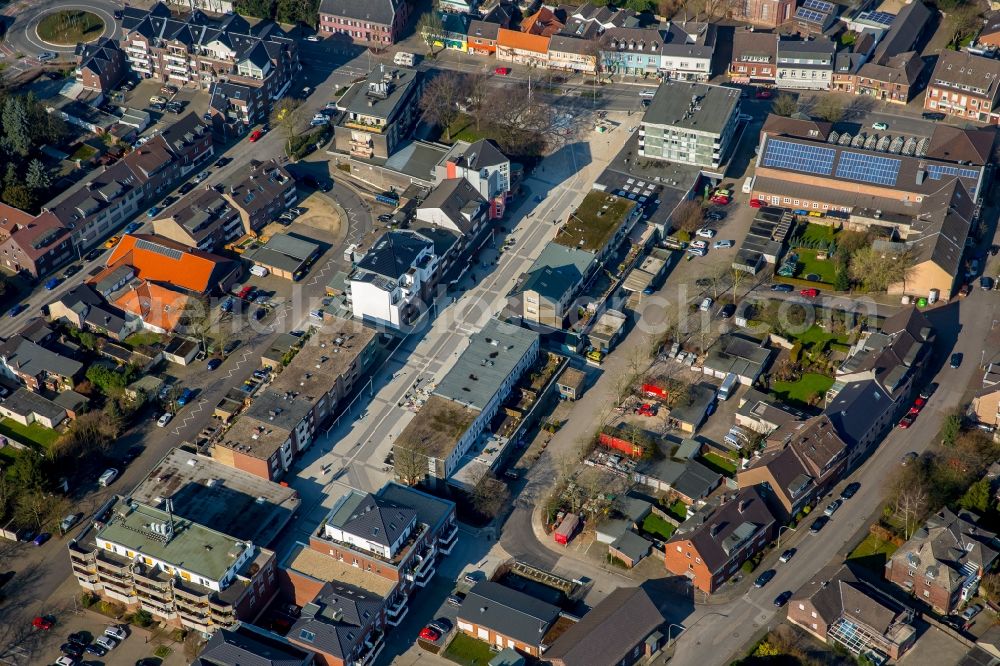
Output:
top-left (250, 265), bottom-right (269, 277)
top-left (742, 175), bottom-right (755, 194)
top-left (718, 372), bottom-right (738, 401)
top-left (394, 52), bottom-right (415, 66)
top-left (639, 89), bottom-right (656, 99)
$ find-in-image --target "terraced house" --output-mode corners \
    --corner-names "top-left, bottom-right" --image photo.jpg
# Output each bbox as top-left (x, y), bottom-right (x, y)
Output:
top-left (318, 0), bottom-right (410, 45)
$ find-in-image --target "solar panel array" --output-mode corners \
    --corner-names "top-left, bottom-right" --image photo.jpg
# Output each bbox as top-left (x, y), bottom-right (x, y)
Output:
top-left (858, 10), bottom-right (895, 27)
top-left (135, 239), bottom-right (184, 261)
top-left (795, 7), bottom-right (827, 22)
top-left (803, 0), bottom-right (834, 11)
top-left (927, 164), bottom-right (979, 180)
top-left (835, 151), bottom-right (901, 186)
top-left (763, 139), bottom-right (835, 175)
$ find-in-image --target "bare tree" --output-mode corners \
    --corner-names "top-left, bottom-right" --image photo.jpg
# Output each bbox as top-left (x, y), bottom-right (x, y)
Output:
top-left (671, 199), bottom-right (704, 234)
top-left (477, 86), bottom-right (550, 156)
top-left (419, 72), bottom-right (468, 142)
top-left (392, 444), bottom-right (427, 486)
top-left (849, 246), bottom-right (916, 293)
top-left (772, 93), bottom-right (798, 117)
top-left (269, 98), bottom-right (303, 154)
top-left (463, 72), bottom-right (491, 130)
top-left (813, 96), bottom-right (845, 123)
top-left (730, 266), bottom-right (747, 303)
top-left (471, 473), bottom-right (510, 519)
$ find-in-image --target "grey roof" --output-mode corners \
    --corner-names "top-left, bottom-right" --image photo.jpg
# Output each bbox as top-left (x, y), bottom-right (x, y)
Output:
top-left (355, 230), bottom-right (432, 281)
top-left (661, 21), bottom-right (715, 59)
top-left (418, 178), bottom-right (487, 235)
top-left (611, 530), bottom-right (652, 562)
top-left (319, 0), bottom-right (400, 25)
top-left (459, 140), bottom-right (508, 169)
top-left (289, 582), bottom-right (384, 660)
top-left (0, 337), bottom-right (83, 380)
top-left (468, 19), bottom-right (501, 41)
top-left (644, 457), bottom-right (721, 501)
top-left (0, 388), bottom-right (66, 423)
top-left (383, 140), bottom-right (449, 183)
top-left (326, 491), bottom-right (416, 548)
top-left (644, 81), bottom-right (740, 134)
top-left (341, 66), bottom-right (419, 122)
top-left (548, 35), bottom-right (598, 56)
top-left (434, 318), bottom-right (538, 411)
top-left (668, 383), bottom-right (717, 428)
top-left (544, 587), bottom-right (665, 666)
top-left (777, 38), bottom-right (836, 61)
top-left (376, 482), bottom-right (455, 535)
top-left (703, 334), bottom-right (772, 380)
top-left (195, 623), bottom-right (314, 666)
top-left (246, 235), bottom-right (319, 274)
top-left (872, 0), bottom-right (932, 63)
top-left (52, 390), bottom-right (88, 412)
top-left (518, 241), bottom-right (595, 301)
top-left (823, 379), bottom-right (894, 448)
top-left (459, 581), bottom-right (561, 645)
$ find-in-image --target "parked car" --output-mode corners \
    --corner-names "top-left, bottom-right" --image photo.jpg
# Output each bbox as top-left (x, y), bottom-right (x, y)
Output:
top-left (62, 264), bottom-right (83, 279)
top-left (179, 182), bottom-right (196, 194)
top-left (146, 206), bottom-right (160, 217)
top-left (696, 228), bottom-right (717, 239)
top-left (104, 626), bottom-right (127, 642)
top-left (980, 276), bottom-right (995, 290)
top-left (430, 618), bottom-right (453, 634)
top-left (799, 288), bottom-right (819, 298)
top-left (779, 548), bottom-right (796, 563)
top-left (901, 451), bottom-right (918, 466)
top-left (447, 593), bottom-right (465, 606)
top-left (713, 240), bottom-right (734, 249)
top-left (33, 532), bottom-right (51, 546)
top-left (44, 277), bottom-right (60, 290)
top-left (419, 626), bottom-right (441, 642)
top-left (214, 157), bottom-right (230, 168)
top-left (951, 352), bottom-right (963, 368)
top-left (84, 643), bottom-right (107, 657)
top-left (919, 383), bottom-right (938, 400)
top-left (54, 657), bottom-right (76, 666)
top-left (67, 632), bottom-right (88, 646)
top-left (699, 297), bottom-right (714, 312)
top-left (194, 171), bottom-right (210, 183)
top-left (809, 516), bottom-right (829, 533)
top-left (755, 89), bottom-right (773, 99)
top-left (871, 121), bottom-right (889, 131)
top-left (705, 210), bottom-right (726, 221)
top-left (149, 96), bottom-right (167, 105)
top-left (841, 482), bottom-right (861, 499)
top-left (38, 51), bottom-right (57, 62)
top-left (897, 414), bottom-right (915, 429)
top-left (207, 358), bottom-right (222, 371)
top-left (176, 388), bottom-right (195, 406)
top-left (7, 303), bottom-right (27, 318)
top-left (923, 112), bottom-right (946, 121)
top-left (773, 591), bottom-right (792, 608)
top-left (754, 569), bottom-right (776, 588)
top-left (494, 67), bottom-right (511, 75)
top-left (249, 129), bottom-right (264, 142)
top-left (32, 616), bottom-right (54, 630)
top-left (122, 445), bottom-right (144, 464)
top-left (770, 284), bottom-right (794, 292)
top-left (686, 247), bottom-right (707, 257)
top-left (98, 468), bottom-right (119, 487)
top-left (60, 643), bottom-right (83, 658)
top-left (95, 636), bottom-right (117, 651)
top-left (823, 499), bottom-right (843, 517)
top-left (961, 604), bottom-right (984, 623)
top-left (160, 85), bottom-right (178, 95)
top-left (60, 513), bottom-right (81, 532)
top-left (719, 304), bottom-right (736, 319)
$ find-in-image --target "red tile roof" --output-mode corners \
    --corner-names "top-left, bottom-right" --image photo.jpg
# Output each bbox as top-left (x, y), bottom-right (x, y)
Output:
top-left (497, 28), bottom-right (551, 54)
top-left (104, 234), bottom-right (235, 294)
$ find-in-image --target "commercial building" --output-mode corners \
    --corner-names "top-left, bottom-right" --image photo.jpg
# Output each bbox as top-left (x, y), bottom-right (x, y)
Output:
top-left (435, 139), bottom-right (511, 219)
top-left (659, 22), bottom-right (716, 81)
top-left (468, 20), bottom-right (501, 55)
top-left (737, 415), bottom-right (847, 518)
top-left (349, 230), bottom-right (441, 329)
top-left (789, 564), bottom-right (916, 661)
top-left (68, 497), bottom-right (279, 633)
top-left (664, 487), bottom-right (779, 593)
top-left (100, 234), bottom-right (241, 295)
top-left (496, 29), bottom-right (550, 67)
top-left (318, 0), bottom-right (410, 45)
top-left (776, 38), bottom-right (835, 90)
top-left (393, 318), bottom-right (539, 485)
top-left (244, 234), bottom-right (320, 281)
top-left (334, 66), bottom-right (423, 160)
top-left (546, 36), bottom-right (598, 74)
top-left (455, 581), bottom-right (564, 657)
top-left (639, 81), bottom-right (741, 172)
top-left (512, 242), bottom-right (594, 329)
top-left (925, 49), bottom-right (1000, 124)
top-left (599, 28), bottom-right (663, 77)
top-left (729, 30), bottom-right (779, 84)
top-left (886, 509), bottom-right (999, 614)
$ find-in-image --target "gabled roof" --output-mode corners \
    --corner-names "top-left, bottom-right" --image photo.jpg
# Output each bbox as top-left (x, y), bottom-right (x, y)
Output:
top-left (930, 49), bottom-right (1000, 100)
top-left (497, 28), bottom-right (551, 54)
top-left (195, 623), bottom-right (314, 666)
top-left (113, 281), bottom-right (190, 332)
top-left (823, 379), bottom-right (894, 448)
top-left (926, 124), bottom-right (996, 165)
top-left (871, 0), bottom-right (932, 64)
top-left (354, 230), bottom-right (432, 281)
top-left (459, 582), bottom-right (561, 645)
top-left (545, 587), bottom-right (665, 666)
top-left (75, 38), bottom-right (123, 77)
top-left (104, 234), bottom-right (237, 294)
top-left (318, 0), bottom-right (400, 25)
top-left (418, 178), bottom-right (487, 235)
top-left (327, 491), bottom-right (416, 548)
top-left (456, 139), bottom-right (508, 170)
top-left (0, 336), bottom-right (83, 379)
top-left (792, 564), bottom-right (913, 637)
top-left (521, 7), bottom-right (565, 36)
top-left (289, 582), bottom-right (383, 659)
top-left (468, 19), bottom-right (501, 42)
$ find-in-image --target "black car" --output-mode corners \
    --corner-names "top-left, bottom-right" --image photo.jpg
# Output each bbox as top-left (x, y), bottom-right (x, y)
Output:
top-left (923, 112), bottom-right (946, 121)
top-left (810, 516), bottom-right (829, 534)
top-left (61, 643), bottom-right (83, 658)
top-left (841, 482), bottom-right (861, 499)
top-left (67, 632), bottom-right (89, 646)
top-left (178, 182), bottom-right (196, 195)
top-left (85, 643), bottom-right (108, 657)
top-left (919, 383), bottom-right (939, 400)
top-left (770, 284), bottom-right (794, 292)
top-left (122, 445), bottom-right (144, 464)
top-left (980, 276), bottom-right (995, 290)
top-left (754, 569), bottom-right (776, 588)
top-left (773, 591), bottom-right (792, 608)
top-left (431, 617), bottom-right (453, 632)
top-left (705, 211), bottom-right (726, 221)
top-left (150, 102), bottom-right (165, 111)
top-left (85, 248), bottom-right (105, 262)
top-left (254, 307), bottom-right (266, 321)
top-left (951, 352), bottom-right (963, 368)
top-left (719, 304), bottom-right (736, 319)
top-left (214, 157), bottom-right (231, 168)
top-left (62, 264), bottom-right (82, 279)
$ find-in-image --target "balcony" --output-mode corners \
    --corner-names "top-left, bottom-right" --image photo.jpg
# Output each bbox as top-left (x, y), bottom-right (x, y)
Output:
top-left (180, 615), bottom-right (213, 633)
top-left (438, 523), bottom-right (458, 555)
top-left (344, 120), bottom-right (385, 134)
top-left (385, 596), bottom-right (409, 627)
top-left (357, 630), bottom-right (385, 666)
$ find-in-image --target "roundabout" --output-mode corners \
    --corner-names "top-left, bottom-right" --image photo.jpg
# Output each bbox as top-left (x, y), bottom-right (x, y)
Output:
top-left (35, 9), bottom-right (105, 46)
top-left (1, 0), bottom-right (120, 61)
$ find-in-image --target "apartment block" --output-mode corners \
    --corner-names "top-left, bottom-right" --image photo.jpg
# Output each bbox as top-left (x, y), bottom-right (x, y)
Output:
top-left (640, 81), bottom-right (741, 171)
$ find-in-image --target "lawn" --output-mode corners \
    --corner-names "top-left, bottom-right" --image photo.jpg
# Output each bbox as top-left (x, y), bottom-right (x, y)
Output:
top-left (0, 417), bottom-right (59, 449)
top-left (36, 10), bottom-right (104, 45)
top-left (124, 331), bottom-right (163, 348)
top-left (642, 513), bottom-right (676, 540)
top-left (787, 324), bottom-right (848, 347)
top-left (771, 373), bottom-right (834, 405)
top-left (699, 452), bottom-right (738, 476)
top-left (444, 633), bottom-right (495, 666)
top-left (847, 533), bottom-right (899, 574)
top-left (665, 499), bottom-right (687, 521)
top-left (793, 248), bottom-right (838, 285)
top-left (797, 222), bottom-right (836, 246)
top-left (440, 114), bottom-right (486, 145)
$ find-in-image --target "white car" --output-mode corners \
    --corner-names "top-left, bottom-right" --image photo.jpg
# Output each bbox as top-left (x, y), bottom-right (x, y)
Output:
top-left (699, 297), bottom-right (714, 312)
top-left (98, 468), bottom-right (118, 487)
top-left (156, 412), bottom-right (173, 428)
top-left (713, 240), bottom-right (735, 249)
top-left (871, 121), bottom-right (888, 131)
top-left (104, 625), bottom-right (127, 641)
top-left (686, 247), bottom-right (707, 257)
top-left (305, 35), bottom-right (320, 41)
top-left (696, 228), bottom-right (717, 239)
top-left (95, 636), bottom-right (118, 651)
top-left (55, 658), bottom-right (76, 666)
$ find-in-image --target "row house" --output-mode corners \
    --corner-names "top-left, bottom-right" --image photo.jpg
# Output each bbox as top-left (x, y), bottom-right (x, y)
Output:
top-left (496, 29), bottom-right (550, 67)
top-left (925, 49), bottom-right (1000, 124)
top-left (456, 582), bottom-right (564, 657)
top-left (600, 27), bottom-right (663, 77)
top-left (152, 187), bottom-right (245, 252)
top-left (213, 318), bottom-right (377, 481)
top-left (120, 3), bottom-right (298, 93)
top-left (776, 38), bottom-right (835, 90)
top-left (435, 139), bottom-right (512, 219)
top-left (68, 497), bottom-right (279, 634)
top-left (547, 36), bottom-right (598, 73)
top-left (318, 0), bottom-right (410, 45)
top-left (659, 21), bottom-right (715, 82)
top-left (0, 333), bottom-right (83, 393)
top-left (729, 30), bottom-right (779, 84)
top-left (467, 20), bottom-right (501, 55)
top-left (219, 159), bottom-right (297, 234)
top-left (561, 2), bottom-right (637, 39)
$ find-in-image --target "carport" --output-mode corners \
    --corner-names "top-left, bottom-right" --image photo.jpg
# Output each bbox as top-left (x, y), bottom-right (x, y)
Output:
top-left (243, 233), bottom-right (320, 280)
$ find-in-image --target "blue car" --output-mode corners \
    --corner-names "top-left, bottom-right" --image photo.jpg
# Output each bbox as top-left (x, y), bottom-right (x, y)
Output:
top-left (146, 206), bottom-right (160, 218)
top-left (7, 304), bottom-right (26, 318)
top-left (44, 277), bottom-right (60, 290)
top-left (124, 222), bottom-right (141, 234)
top-left (176, 388), bottom-right (194, 406)
top-left (33, 532), bottom-right (51, 546)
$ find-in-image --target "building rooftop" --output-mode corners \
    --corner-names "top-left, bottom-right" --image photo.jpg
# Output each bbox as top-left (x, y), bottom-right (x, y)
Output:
top-left (269, 319), bottom-right (377, 399)
top-left (434, 319), bottom-right (538, 412)
top-left (376, 481), bottom-right (455, 534)
top-left (395, 394), bottom-right (479, 460)
top-left (644, 81), bottom-right (740, 134)
top-left (327, 490), bottom-right (416, 548)
top-left (282, 543), bottom-right (395, 597)
top-left (1, 388), bottom-right (65, 423)
top-left (194, 623), bottom-right (314, 666)
top-left (556, 190), bottom-right (637, 253)
top-left (95, 497), bottom-right (251, 583)
top-left (245, 234), bottom-right (319, 275)
top-left (340, 65), bottom-right (419, 123)
top-left (130, 449), bottom-right (299, 547)
top-left (459, 581), bottom-right (562, 646)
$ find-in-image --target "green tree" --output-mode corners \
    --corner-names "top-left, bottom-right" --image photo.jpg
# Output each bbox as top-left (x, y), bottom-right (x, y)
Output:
top-left (2, 97), bottom-right (31, 156)
top-left (11, 454), bottom-right (46, 491)
top-left (960, 478), bottom-right (993, 514)
top-left (1, 184), bottom-right (34, 210)
top-left (234, 0), bottom-right (275, 18)
top-left (418, 10), bottom-right (444, 48)
top-left (771, 93), bottom-right (797, 117)
top-left (25, 159), bottom-right (50, 191)
top-left (834, 268), bottom-right (850, 292)
top-left (275, 0), bottom-right (318, 27)
top-left (942, 412), bottom-right (962, 447)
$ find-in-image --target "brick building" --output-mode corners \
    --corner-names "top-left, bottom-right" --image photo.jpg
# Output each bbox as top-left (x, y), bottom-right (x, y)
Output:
top-left (318, 0), bottom-right (410, 45)
top-left (75, 38), bottom-right (127, 93)
top-left (925, 49), bottom-right (1000, 124)
top-left (729, 30), bottom-right (779, 84)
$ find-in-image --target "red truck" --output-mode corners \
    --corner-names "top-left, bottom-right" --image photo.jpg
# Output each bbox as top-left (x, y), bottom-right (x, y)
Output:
top-left (554, 513), bottom-right (580, 545)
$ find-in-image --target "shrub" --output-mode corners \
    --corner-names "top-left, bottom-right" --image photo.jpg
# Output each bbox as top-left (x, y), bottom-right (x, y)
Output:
top-left (80, 592), bottom-right (97, 608)
top-left (131, 609), bottom-right (154, 627)
top-left (154, 645), bottom-right (172, 659)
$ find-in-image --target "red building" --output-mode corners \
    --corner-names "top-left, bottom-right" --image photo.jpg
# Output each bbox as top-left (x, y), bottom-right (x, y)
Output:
top-left (318, 0), bottom-right (409, 45)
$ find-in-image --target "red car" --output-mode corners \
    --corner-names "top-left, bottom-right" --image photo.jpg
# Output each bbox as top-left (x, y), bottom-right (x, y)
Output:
top-left (710, 195), bottom-right (730, 205)
top-left (32, 616), bottom-right (53, 630)
top-left (898, 414), bottom-right (915, 429)
top-left (749, 199), bottom-right (764, 208)
top-left (913, 397), bottom-right (926, 409)
top-left (237, 285), bottom-right (254, 300)
top-left (799, 288), bottom-right (819, 298)
top-left (249, 129), bottom-right (263, 142)
top-left (756, 90), bottom-right (773, 99)
top-left (907, 406), bottom-right (921, 417)
top-left (419, 626), bottom-right (441, 642)
top-left (494, 67), bottom-right (510, 75)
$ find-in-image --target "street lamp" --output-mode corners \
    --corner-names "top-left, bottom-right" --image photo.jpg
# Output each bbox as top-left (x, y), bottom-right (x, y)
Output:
top-left (777, 525), bottom-right (796, 548)
top-left (76, 237), bottom-right (88, 262)
top-left (666, 623), bottom-right (684, 648)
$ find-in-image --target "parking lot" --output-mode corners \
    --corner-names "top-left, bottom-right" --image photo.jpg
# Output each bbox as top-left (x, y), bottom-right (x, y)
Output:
top-left (115, 79), bottom-right (213, 134)
top-left (30, 609), bottom-right (189, 666)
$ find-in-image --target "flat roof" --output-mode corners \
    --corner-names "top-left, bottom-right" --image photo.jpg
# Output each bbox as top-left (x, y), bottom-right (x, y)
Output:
top-left (96, 498), bottom-right (249, 583)
top-left (244, 235), bottom-right (320, 275)
top-left (341, 66), bottom-right (419, 121)
top-left (556, 190), bottom-right (637, 252)
top-left (644, 81), bottom-right (740, 134)
top-left (217, 407), bottom-right (296, 461)
top-left (129, 449), bottom-right (300, 546)
top-left (434, 319), bottom-right (538, 412)
top-left (283, 543), bottom-right (395, 598)
top-left (395, 395), bottom-right (479, 460)
top-left (269, 319), bottom-right (377, 399)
